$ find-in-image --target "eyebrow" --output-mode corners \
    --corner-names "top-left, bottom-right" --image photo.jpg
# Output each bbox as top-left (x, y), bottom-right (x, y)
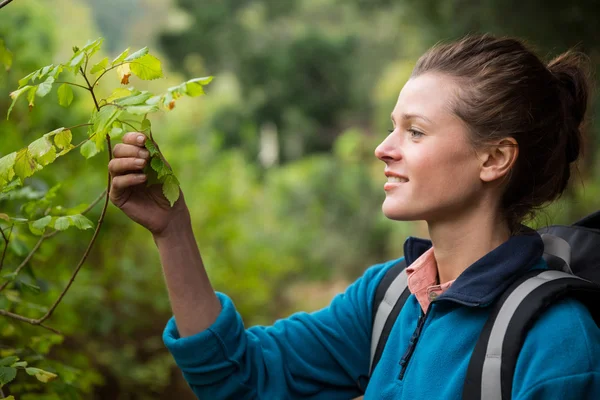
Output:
top-left (390, 113), bottom-right (432, 124)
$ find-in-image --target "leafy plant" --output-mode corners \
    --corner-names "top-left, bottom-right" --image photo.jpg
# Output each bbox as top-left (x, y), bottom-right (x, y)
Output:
top-left (0, 37), bottom-right (212, 396)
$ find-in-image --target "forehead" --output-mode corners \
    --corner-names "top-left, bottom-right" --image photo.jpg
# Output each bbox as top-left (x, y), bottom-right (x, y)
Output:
top-left (392, 73), bottom-right (458, 121)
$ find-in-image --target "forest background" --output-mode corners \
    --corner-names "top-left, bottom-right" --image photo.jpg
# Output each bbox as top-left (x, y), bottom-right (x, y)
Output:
top-left (0, 0), bottom-right (599, 398)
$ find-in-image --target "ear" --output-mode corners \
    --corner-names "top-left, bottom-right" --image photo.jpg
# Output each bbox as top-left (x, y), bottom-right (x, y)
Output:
top-left (478, 137), bottom-right (519, 183)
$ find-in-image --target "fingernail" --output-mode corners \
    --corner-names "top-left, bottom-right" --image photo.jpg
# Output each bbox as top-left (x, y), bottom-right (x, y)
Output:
top-left (135, 159), bottom-right (145, 167)
top-left (138, 149), bottom-right (150, 158)
top-left (137, 135), bottom-right (145, 144)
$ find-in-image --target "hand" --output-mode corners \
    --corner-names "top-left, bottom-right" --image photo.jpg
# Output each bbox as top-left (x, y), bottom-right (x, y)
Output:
top-left (108, 132), bottom-right (189, 236)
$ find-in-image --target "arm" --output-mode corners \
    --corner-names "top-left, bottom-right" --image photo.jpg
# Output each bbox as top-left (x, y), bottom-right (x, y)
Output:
top-left (153, 213), bottom-right (221, 337)
top-left (163, 259), bottom-right (395, 399)
top-left (513, 298), bottom-right (600, 400)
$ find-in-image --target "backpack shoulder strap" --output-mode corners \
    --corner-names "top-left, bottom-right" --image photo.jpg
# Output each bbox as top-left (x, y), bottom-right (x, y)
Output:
top-left (370, 259), bottom-right (409, 374)
top-left (462, 269), bottom-right (600, 400)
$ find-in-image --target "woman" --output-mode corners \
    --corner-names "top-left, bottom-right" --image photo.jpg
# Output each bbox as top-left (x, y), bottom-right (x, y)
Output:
top-left (108, 34), bottom-right (600, 399)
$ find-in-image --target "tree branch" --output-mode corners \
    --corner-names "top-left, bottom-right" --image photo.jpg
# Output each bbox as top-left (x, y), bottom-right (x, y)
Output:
top-left (0, 190), bottom-right (107, 293)
top-left (54, 81), bottom-right (90, 91)
top-left (92, 63), bottom-right (125, 88)
top-left (36, 141), bottom-right (112, 324)
top-left (0, 0), bottom-right (16, 10)
top-left (80, 67), bottom-right (100, 111)
top-left (0, 225), bottom-right (13, 273)
top-left (0, 309), bottom-right (61, 334)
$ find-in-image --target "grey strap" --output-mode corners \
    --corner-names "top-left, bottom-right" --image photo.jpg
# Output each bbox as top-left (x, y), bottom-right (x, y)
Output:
top-left (480, 270), bottom-right (575, 400)
top-left (541, 233), bottom-right (573, 273)
top-left (369, 269), bottom-right (408, 371)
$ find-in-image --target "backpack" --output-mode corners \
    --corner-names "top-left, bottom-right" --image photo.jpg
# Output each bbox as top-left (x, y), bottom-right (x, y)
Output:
top-left (369, 211), bottom-right (600, 400)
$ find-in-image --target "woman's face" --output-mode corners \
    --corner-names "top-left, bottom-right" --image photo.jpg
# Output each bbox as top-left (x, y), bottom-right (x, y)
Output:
top-left (375, 73), bottom-right (484, 222)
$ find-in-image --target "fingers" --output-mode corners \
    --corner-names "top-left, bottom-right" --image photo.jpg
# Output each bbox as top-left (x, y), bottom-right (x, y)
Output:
top-left (108, 157), bottom-right (147, 177)
top-left (113, 143), bottom-right (150, 159)
top-left (122, 131), bottom-right (146, 146)
top-left (111, 174), bottom-right (147, 192)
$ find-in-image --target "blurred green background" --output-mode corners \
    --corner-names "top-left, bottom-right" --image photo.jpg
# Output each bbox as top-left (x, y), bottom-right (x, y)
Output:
top-left (0, 0), bottom-right (599, 398)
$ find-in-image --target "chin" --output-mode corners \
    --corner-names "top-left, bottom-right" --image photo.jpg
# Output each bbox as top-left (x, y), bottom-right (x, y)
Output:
top-left (381, 202), bottom-right (421, 221)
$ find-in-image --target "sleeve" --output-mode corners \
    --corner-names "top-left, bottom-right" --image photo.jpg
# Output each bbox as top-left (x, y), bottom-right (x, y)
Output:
top-left (163, 260), bottom-right (396, 400)
top-left (512, 298), bottom-right (600, 400)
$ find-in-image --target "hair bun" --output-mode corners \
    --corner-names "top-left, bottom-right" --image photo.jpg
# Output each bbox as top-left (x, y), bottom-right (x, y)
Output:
top-left (547, 51), bottom-right (591, 163)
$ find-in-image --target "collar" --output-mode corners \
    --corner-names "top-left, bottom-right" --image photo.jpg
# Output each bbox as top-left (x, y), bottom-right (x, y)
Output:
top-left (402, 226), bottom-right (544, 307)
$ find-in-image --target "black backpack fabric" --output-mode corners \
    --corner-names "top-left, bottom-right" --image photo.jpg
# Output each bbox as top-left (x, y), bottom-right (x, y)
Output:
top-left (368, 211), bottom-right (600, 400)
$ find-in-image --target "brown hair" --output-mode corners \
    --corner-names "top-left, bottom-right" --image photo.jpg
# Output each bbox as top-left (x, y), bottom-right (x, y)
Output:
top-left (411, 34), bottom-right (593, 232)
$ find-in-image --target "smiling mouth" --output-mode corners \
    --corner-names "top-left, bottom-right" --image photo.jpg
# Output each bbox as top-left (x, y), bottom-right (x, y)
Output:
top-left (387, 176), bottom-right (408, 183)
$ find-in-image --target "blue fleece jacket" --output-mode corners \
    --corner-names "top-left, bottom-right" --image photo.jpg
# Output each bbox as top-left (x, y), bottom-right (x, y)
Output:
top-left (163, 230), bottom-right (600, 399)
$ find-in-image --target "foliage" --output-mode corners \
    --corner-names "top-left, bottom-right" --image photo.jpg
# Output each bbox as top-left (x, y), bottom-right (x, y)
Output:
top-left (0, 29), bottom-right (212, 397)
top-left (0, 0), bottom-right (599, 399)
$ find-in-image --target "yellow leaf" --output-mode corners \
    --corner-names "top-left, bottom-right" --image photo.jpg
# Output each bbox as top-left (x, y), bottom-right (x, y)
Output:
top-left (0, 213), bottom-right (9, 221)
top-left (116, 63), bottom-right (131, 85)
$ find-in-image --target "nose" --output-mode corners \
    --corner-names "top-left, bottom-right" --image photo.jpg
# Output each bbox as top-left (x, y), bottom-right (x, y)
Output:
top-left (374, 130), bottom-right (401, 163)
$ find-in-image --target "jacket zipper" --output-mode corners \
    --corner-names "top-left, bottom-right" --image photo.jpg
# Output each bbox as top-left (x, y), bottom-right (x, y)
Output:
top-left (398, 304), bottom-right (432, 380)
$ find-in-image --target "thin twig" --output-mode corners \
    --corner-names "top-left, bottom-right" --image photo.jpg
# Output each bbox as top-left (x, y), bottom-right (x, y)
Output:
top-left (80, 67), bottom-right (100, 110)
top-left (36, 141), bottom-right (112, 324)
top-left (0, 225), bottom-right (12, 272)
top-left (54, 81), bottom-right (89, 91)
top-left (0, 190), bottom-right (107, 293)
top-left (118, 119), bottom-right (139, 132)
top-left (92, 63), bottom-right (125, 88)
top-left (0, 0), bottom-right (16, 10)
top-left (0, 309), bottom-right (61, 334)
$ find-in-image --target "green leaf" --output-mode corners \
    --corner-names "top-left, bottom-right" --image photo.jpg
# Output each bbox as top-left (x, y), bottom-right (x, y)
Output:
top-left (53, 216), bottom-right (70, 231)
top-left (11, 361), bottom-right (27, 368)
top-left (38, 64), bottom-right (54, 80)
top-left (36, 76), bottom-right (55, 97)
top-left (0, 357), bottom-right (18, 367)
top-left (68, 214), bottom-right (94, 230)
top-left (112, 48), bottom-right (130, 65)
top-left (25, 367), bottom-right (58, 383)
top-left (27, 85), bottom-right (36, 110)
top-left (54, 129), bottom-right (73, 150)
top-left (69, 51), bottom-right (85, 70)
top-left (28, 136), bottom-right (53, 160)
top-left (105, 87), bottom-right (132, 103)
top-left (92, 105), bottom-right (122, 137)
top-left (7, 85), bottom-right (32, 119)
top-left (150, 157), bottom-right (170, 179)
top-left (141, 117), bottom-right (151, 133)
top-left (125, 105), bottom-right (158, 115)
top-left (37, 146), bottom-right (57, 166)
top-left (144, 139), bottom-right (158, 156)
top-left (130, 54), bottom-right (163, 80)
top-left (31, 216), bottom-right (52, 233)
top-left (0, 152), bottom-right (16, 186)
top-left (90, 57), bottom-right (109, 74)
top-left (0, 39), bottom-right (13, 71)
top-left (49, 64), bottom-right (63, 79)
top-left (58, 83), bottom-right (74, 107)
top-left (184, 76), bottom-right (213, 96)
top-left (14, 149), bottom-right (38, 182)
top-left (81, 38), bottom-right (103, 58)
top-left (115, 91), bottom-right (153, 106)
top-left (124, 47), bottom-right (148, 62)
top-left (18, 71), bottom-right (37, 88)
top-left (109, 126), bottom-right (124, 139)
top-left (162, 175), bottom-right (180, 207)
top-left (0, 366), bottom-right (17, 385)
top-left (80, 140), bottom-right (99, 159)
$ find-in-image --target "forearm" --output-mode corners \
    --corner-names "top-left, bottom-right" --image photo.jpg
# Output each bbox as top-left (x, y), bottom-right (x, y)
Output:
top-left (154, 212), bottom-right (221, 338)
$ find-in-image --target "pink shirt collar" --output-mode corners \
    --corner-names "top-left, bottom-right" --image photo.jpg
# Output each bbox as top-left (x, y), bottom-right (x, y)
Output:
top-left (405, 247), bottom-right (455, 312)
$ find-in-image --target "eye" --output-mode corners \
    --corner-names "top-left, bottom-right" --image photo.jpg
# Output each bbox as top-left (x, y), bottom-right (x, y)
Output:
top-left (408, 128), bottom-right (424, 138)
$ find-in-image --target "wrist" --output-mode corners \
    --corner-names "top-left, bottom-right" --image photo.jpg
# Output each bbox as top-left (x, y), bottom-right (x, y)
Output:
top-left (153, 207), bottom-right (193, 245)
